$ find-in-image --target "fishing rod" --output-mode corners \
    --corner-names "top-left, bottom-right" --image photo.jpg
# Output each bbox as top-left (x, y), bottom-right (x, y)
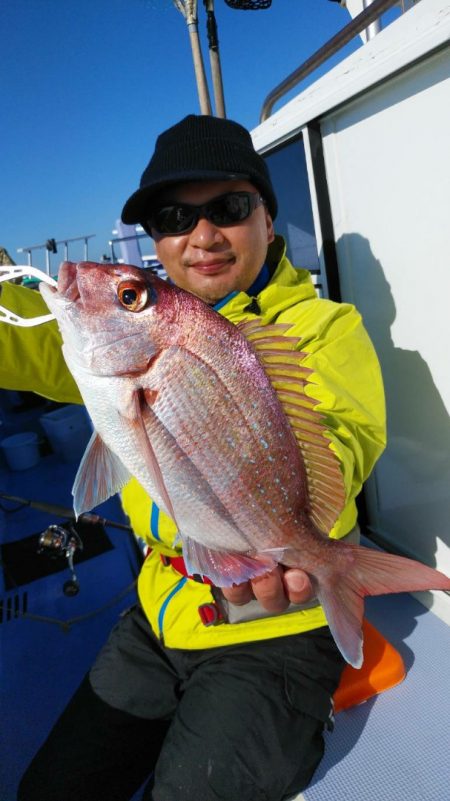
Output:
top-left (0, 492), bottom-right (135, 597)
top-left (0, 492), bottom-right (132, 532)
top-left (203, 0), bottom-right (226, 119)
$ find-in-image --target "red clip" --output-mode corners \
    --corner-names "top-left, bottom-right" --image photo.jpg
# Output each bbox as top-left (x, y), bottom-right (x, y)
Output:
top-left (198, 603), bottom-right (224, 627)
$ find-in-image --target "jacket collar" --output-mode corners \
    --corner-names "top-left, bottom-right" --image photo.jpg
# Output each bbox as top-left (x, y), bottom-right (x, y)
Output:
top-left (217, 235), bottom-right (317, 323)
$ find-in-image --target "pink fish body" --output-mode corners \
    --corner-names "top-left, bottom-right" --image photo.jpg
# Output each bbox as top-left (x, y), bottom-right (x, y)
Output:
top-left (41, 262), bottom-right (450, 667)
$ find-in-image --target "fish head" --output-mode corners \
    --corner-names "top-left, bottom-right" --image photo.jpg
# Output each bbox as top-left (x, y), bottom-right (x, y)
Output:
top-left (40, 261), bottom-right (179, 377)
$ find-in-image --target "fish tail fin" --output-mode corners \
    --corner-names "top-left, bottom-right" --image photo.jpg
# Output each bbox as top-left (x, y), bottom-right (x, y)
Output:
top-left (315, 543), bottom-right (450, 669)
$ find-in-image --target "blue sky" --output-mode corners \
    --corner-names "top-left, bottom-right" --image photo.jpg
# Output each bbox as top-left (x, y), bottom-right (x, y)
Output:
top-left (1, 0), bottom-right (399, 270)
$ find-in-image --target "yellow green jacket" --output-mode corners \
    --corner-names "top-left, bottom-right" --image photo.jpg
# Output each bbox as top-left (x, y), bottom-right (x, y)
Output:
top-left (0, 279), bottom-right (81, 403)
top-left (0, 239), bottom-right (386, 649)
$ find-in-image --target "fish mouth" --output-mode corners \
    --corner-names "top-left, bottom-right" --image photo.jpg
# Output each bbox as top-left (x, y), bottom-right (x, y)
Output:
top-left (40, 261), bottom-right (81, 307)
top-left (57, 261), bottom-right (81, 301)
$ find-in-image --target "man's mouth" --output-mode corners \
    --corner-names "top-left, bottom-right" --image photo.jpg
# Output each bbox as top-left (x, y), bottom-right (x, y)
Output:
top-left (189, 258), bottom-right (234, 275)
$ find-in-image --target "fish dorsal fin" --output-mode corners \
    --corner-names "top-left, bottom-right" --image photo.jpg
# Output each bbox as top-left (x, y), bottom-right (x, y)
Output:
top-left (238, 318), bottom-right (346, 534)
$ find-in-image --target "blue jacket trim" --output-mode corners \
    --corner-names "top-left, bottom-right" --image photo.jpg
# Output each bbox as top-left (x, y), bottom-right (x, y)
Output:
top-left (213, 290), bottom-right (239, 312)
top-left (150, 503), bottom-right (161, 541)
top-left (212, 263), bottom-right (270, 312)
top-left (158, 577), bottom-right (188, 637)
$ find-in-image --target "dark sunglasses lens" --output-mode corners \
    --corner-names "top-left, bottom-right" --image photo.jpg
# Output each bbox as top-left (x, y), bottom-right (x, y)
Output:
top-left (208, 193), bottom-right (251, 225)
top-left (153, 204), bottom-right (196, 234)
top-left (150, 192), bottom-right (257, 234)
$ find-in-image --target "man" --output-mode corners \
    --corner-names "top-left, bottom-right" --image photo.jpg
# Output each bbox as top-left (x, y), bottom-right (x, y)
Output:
top-left (14, 114), bottom-right (385, 801)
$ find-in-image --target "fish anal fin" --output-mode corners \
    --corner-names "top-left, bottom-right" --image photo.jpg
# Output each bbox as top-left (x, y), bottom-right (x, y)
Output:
top-left (182, 535), bottom-right (277, 587)
top-left (72, 432), bottom-right (131, 518)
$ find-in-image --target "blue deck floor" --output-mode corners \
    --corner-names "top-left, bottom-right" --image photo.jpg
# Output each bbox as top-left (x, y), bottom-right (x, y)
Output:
top-left (1, 399), bottom-right (449, 801)
top-left (0, 411), bottom-right (142, 800)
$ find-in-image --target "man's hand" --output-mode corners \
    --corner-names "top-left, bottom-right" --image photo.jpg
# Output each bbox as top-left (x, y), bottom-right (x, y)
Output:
top-left (221, 566), bottom-right (314, 613)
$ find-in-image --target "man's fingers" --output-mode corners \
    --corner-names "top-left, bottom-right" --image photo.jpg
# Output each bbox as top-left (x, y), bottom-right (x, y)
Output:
top-left (250, 567), bottom-right (290, 613)
top-left (219, 567), bottom-right (314, 612)
top-left (282, 569), bottom-right (314, 605)
top-left (221, 582), bottom-right (254, 606)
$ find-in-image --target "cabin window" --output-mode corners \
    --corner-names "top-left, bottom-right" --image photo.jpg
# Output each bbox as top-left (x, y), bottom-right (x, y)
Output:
top-left (263, 138), bottom-right (319, 274)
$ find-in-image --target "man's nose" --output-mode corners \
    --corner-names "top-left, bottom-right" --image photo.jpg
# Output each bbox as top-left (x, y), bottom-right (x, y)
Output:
top-left (188, 215), bottom-right (225, 247)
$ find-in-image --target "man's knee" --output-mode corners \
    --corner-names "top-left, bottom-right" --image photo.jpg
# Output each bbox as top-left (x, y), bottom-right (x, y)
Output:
top-left (150, 750), bottom-right (268, 801)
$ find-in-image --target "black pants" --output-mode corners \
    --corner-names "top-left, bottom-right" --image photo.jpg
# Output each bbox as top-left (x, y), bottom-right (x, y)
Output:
top-left (18, 606), bottom-right (345, 801)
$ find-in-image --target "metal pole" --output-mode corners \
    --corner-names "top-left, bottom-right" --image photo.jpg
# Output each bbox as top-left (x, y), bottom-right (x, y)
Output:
top-left (188, 21), bottom-right (213, 114)
top-left (363, 0), bottom-right (382, 41)
top-left (260, 0), bottom-right (398, 121)
top-left (173, 0), bottom-right (212, 115)
top-left (204, 0), bottom-right (226, 118)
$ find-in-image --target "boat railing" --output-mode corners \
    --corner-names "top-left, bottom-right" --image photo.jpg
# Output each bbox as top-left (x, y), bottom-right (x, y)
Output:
top-left (260, 0), bottom-right (403, 121)
top-left (17, 234), bottom-right (96, 275)
top-left (108, 231), bottom-right (155, 264)
top-left (109, 223), bottom-right (163, 274)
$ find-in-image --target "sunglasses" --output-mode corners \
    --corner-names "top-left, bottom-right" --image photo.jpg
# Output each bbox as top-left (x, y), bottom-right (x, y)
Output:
top-left (147, 191), bottom-right (264, 236)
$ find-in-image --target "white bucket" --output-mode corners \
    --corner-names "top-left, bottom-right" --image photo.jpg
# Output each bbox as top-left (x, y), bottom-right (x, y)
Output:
top-left (1, 431), bottom-right (40, 471)
top-left (39, 404), bottom-right (92, 463)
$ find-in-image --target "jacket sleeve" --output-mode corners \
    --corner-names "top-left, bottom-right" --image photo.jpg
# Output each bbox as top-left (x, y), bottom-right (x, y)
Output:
top-left (0, 281), bottom-right (82, 403)
top-left (294, 298), bottom-right (386, 507)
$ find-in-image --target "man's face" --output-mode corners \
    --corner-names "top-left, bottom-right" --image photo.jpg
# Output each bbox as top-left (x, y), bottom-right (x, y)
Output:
top-left (149, 180), bottom-right (275, 305)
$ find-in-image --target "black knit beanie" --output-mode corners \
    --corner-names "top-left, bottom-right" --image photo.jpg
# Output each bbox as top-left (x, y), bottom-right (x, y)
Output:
top-left (121, 115), bottom-right (277, 224)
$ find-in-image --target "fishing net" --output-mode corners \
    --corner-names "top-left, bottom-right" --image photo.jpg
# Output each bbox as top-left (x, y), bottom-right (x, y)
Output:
top-left (224, 0), bottom-right (272, 9)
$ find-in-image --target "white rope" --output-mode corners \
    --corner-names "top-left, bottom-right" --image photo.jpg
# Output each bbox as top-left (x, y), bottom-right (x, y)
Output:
top-left (0, 266), bottom-right (57, 326)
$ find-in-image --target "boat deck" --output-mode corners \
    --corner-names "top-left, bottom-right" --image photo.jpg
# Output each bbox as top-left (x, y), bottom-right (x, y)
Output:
top-left (1, 400), bottom-right (449, 801)
top-left (298, 592), bottom-right (450, 801)
top-left (0, 399), bottom-right (141, 800)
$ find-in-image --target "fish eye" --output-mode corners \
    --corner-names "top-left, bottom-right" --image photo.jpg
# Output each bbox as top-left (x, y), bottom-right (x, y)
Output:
top-left (117, 282), bottom-right (148, 312)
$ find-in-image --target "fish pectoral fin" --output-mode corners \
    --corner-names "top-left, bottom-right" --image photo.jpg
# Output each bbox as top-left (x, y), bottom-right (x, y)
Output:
top-left (133, 397), bottom-right (179, 527)
top-left (72, 432), bottom-right (131, 517)
top-left (182, 534), bottom-right (277, 587)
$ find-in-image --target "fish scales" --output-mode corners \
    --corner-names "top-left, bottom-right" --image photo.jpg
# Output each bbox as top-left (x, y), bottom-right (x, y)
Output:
top-left (148, 338), bottom-right (308, 549)
top-left (40, 261), bottom-right (450, 668)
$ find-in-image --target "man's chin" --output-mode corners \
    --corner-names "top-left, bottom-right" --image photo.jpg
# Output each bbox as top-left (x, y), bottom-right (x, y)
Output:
top-left (193, 290), bottom-right (227, 306)
top-left (188, 278), bottom-right (235, 306)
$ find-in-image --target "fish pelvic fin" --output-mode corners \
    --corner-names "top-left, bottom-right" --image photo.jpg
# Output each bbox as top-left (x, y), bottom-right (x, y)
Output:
top-left (72, 432), bottom-right (131, 518)
top-left (238, 317), bottom-right (346, 534)
top-left (315, 541), bottom-right (450, 668)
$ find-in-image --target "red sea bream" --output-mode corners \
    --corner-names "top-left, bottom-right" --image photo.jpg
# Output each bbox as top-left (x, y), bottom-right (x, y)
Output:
top-left (40, 261), bottom-right (450, 667)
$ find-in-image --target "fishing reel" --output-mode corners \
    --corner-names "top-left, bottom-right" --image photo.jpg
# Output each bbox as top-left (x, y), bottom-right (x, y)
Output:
top-left (38, 523), bottom-right (83, 596)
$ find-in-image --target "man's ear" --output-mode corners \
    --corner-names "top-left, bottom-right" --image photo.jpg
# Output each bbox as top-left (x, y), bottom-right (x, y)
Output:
top-left (265, 209), bottom-right (275, 244)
